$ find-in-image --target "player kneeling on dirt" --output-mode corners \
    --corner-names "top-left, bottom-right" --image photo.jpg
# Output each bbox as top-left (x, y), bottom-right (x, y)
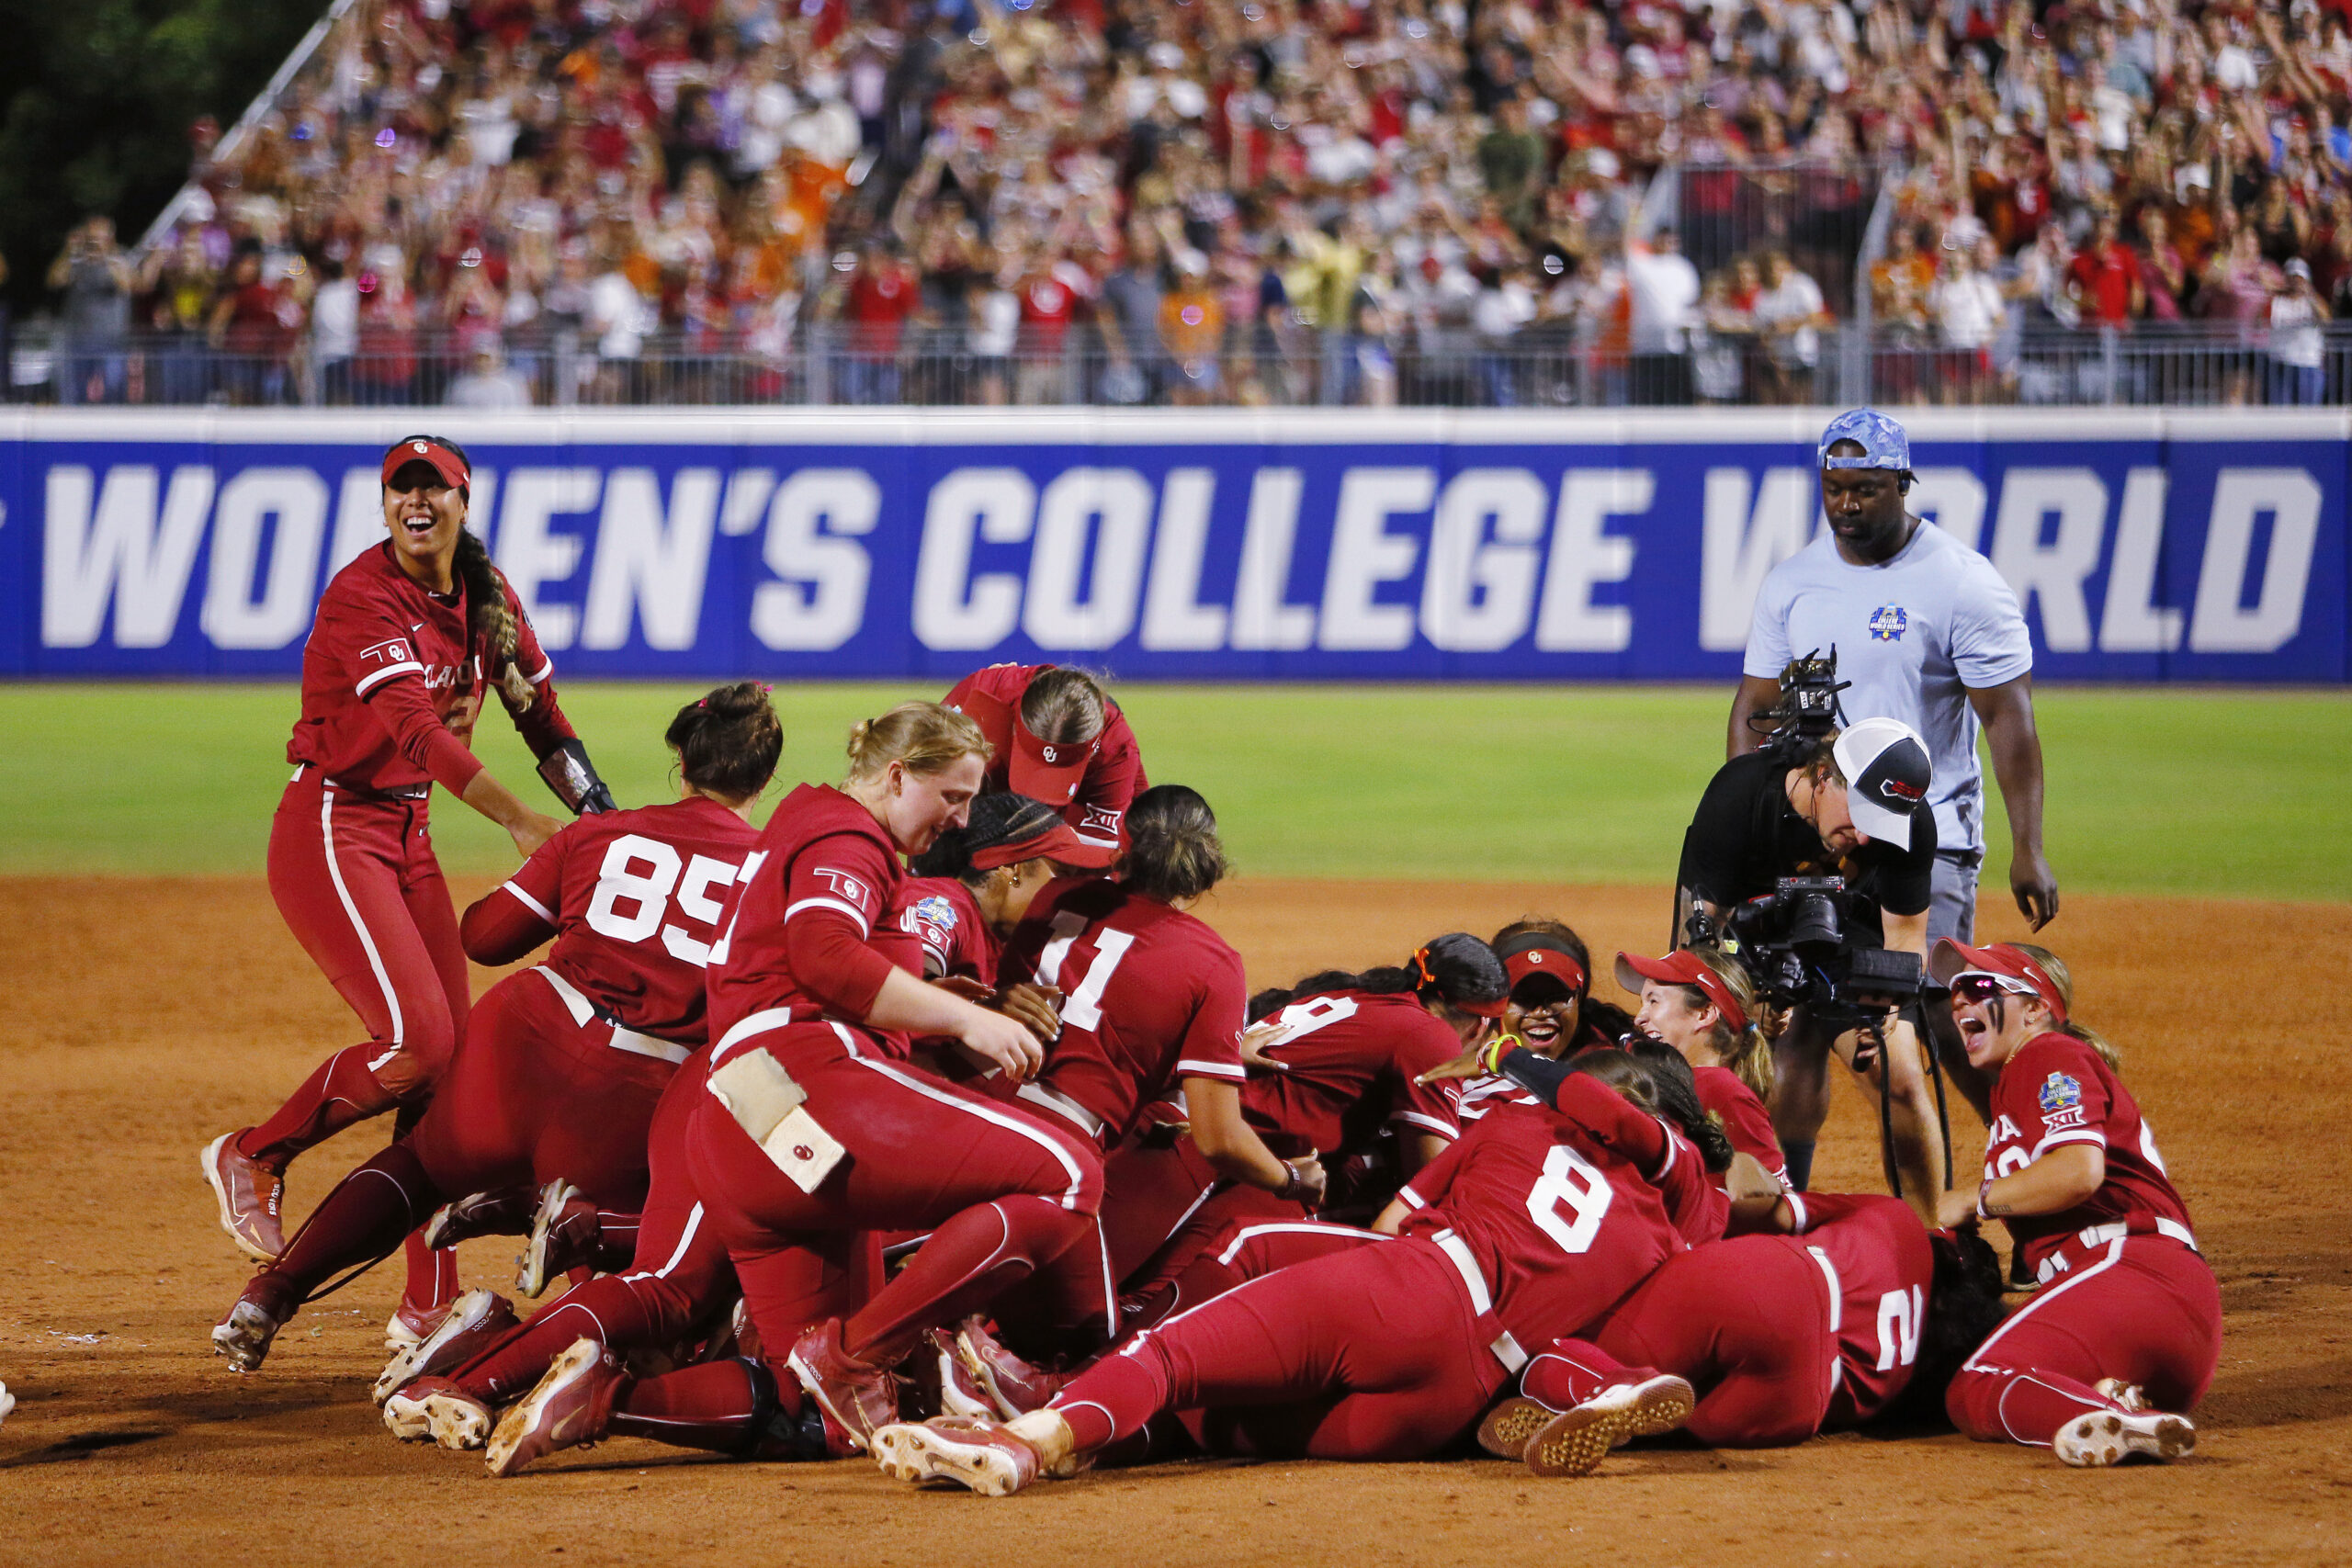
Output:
top-left (1929, 942), bottom-right (2218, 1466)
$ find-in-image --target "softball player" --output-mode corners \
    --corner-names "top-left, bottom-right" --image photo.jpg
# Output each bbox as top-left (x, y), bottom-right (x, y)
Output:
top-left (944, 663), bottom-right (1148, 849)
top-left (1929, 941), bottom-right (2219, 1467)
top-left (1109, 934), bottom-right (1506, 1318)
top-left (1485, 1192), bottom-right (2007, 1470)
top-left (898, 792), bottom-right (1114, 987)
top-left (485, 702), bottom-right (1101, 1474)
top-left (866, 1064), bottom-right (1696, 1494)
top-left (209, 684), bottom-right (778, 1380)
top-left (201, 434), bottom-right (611, 1347)
top-left (1616, 947), bottom-right (1789, 1188)
top-left (1455, 920), bottom-right (1631, 1124)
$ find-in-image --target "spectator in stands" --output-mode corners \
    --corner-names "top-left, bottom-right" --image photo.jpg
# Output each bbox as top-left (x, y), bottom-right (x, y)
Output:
top-left (2065, 211), bottom-right (2143, 329)
top-left (1753, 249), bottom-right (1831, 403)
top-left (447, 339), bottom-right (532, 410)
top-left (50, 217), bottom-right (133, 405)
top-left (1624, 227), bottom-right (1699, 406)
top-left (2268, 259), bottom-right (2330, 406)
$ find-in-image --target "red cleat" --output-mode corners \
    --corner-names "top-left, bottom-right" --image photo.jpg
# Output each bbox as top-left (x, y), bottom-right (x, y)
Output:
top-left (484, 1338), bottom-right (630, 1477)
top-left (870, 1416), bottom-right (1045, 1496)
top-left (200, 1133), bottom-right (283, 1262)
top-left (382, 1376), bottom-right (495, 1450)
top-left (374, 1287), bottom-right (518, 1406)
top-left (786, 1318), bottom-right (899, 1452)
top-left (953, 1316), bottom-right (1069, 1418)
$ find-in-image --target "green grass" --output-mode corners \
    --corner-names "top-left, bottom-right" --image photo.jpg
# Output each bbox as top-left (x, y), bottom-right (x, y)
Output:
top-left (0, 683), bottom-right (2345, 901)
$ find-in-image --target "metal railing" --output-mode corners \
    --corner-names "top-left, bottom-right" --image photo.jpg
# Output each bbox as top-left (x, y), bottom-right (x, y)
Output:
top-left (19, 321), bottom-right (2352, 410)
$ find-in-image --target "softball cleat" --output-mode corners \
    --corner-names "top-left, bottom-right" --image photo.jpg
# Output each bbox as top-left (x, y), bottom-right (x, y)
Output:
top-left (515, 1179), bottom-right (598, 1299)
top-left (200, 1133), bottom-right (284, 1263)
top-left (1476, 1396), bottom-right (1561, 1461)
top-left (374, 1287), bottom-right (518, 1406)
top-left (211, 1292), bottom-right (289, 1374)
top-left (871, 1416), bottom-right (1043, 1496)
top-left (2054, 1410), bottom-right (2197, 1468)
top-left (423, 1186), bottom-right (536, 1251)
top-left (1522, 1373), bottom-right (1694, 1478)
top-left (382, 1377), bottom-right (495, 1450)
top-left (485, 1339), bottom-right (628, 1478)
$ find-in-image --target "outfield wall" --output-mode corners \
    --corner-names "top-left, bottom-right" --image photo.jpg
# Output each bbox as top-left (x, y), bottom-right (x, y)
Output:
top-left (5, 408), bottom-right (2345, 682)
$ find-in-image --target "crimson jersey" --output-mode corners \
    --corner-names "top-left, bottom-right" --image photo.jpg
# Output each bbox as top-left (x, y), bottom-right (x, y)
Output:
top-left (1693, 1065), bottom-right (1788, 1189)
top-left (895, 876), bottom-right (998, 986)
top-left (1396, 1084), bottom-right (1685, 1353)
top-left (944, 663), bottom-right (1148, 849)
top-left (707, 784), bottom-right (903, 1047)
top-left (1977, 1032), bottom-right (2195, 1278)
top-left (475, 795), bottom-right (758, 1042)
top-left (288, 542), bottom-right (570, 795)
top-left (1771, 1191), bottom-right (1939, 1427)
top-left (1242, 990), bottom-right (1464, 1159)
top-left (995, 875), bottom-right (1246, 1147)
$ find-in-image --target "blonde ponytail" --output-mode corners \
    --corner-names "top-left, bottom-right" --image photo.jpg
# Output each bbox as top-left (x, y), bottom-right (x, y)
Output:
top-left (845, 701), bottom-right (990, 782)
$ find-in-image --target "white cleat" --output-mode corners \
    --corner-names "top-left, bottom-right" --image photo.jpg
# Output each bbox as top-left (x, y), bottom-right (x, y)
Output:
top-left (0, 1380), bottom-right (15, 1427)
top-left (870, 1417), bottom-right (1043, 1496)
top-left (2054, 1410), bottom-right (2197, 1467)
top-left (515, 1179), bottom-right (587, 1300)
top-left (212, 1299), bottom-right (284, 1374)
top-left (382, 1378), bottom-right (495, 1450)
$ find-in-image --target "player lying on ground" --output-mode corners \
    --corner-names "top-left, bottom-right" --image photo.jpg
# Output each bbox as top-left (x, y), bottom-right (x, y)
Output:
top-left (866, 1055), bottom-right (1702, 1495)
top-left (1928, 941), bottom-right (2219, 1467)
top-left (1108, 931), bottom-right (1507, 1319)
top-left (202, 434), bottom-right (613, 1348)
top-left (1477, 1191), bottom-right (2008, 1474)
top-left (209, 684), bottom-right (779, 1380)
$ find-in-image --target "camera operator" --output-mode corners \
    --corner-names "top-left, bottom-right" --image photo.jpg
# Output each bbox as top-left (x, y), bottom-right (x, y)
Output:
top-left (1677, 716), bottom-right (1944, 1215)
top-left (1730, 409), bottom-right (2054, 1126)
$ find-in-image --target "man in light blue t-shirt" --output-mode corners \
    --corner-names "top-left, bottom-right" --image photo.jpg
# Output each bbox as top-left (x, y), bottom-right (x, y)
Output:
top-left (1730, 409), bottom-right (2057, 1132)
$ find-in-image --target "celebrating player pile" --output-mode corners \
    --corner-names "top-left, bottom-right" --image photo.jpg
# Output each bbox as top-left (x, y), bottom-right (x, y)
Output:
top-left (187, 421), bottom-right (2212, 1493)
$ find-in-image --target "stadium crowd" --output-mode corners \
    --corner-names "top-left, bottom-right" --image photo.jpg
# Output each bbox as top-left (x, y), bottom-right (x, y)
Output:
top-left (39, 0), bottom-right (2352, 407)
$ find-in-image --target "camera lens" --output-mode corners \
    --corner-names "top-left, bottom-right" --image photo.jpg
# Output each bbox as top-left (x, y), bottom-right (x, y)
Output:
top-left (1787, 892), bottom-right (1842, 951)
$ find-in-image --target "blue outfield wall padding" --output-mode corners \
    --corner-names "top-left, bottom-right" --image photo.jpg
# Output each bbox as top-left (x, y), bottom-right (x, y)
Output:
top-left (3, 406), bottom-right (2345, 682)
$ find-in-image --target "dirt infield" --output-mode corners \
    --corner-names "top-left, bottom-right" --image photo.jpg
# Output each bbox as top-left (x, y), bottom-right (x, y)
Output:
top-left (0, 875), bottom-right (2344, 1567)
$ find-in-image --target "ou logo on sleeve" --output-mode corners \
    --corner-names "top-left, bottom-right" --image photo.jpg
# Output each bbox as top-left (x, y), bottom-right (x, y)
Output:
top-left (813, 868), bottom-right (872, 909)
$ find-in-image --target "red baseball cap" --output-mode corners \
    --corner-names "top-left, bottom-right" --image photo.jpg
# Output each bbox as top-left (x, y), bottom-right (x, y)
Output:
top-left (1495, 931), bottom-right (1589, 998)
top-left (1614, 950), bottom-right (1749, 1032)
top-left (382, 436), bottom-right (470, 491)
top-left (1928, 940), bottom-right (2068, 1023)
top-left (1008, 720), bottom-right (1098, 807)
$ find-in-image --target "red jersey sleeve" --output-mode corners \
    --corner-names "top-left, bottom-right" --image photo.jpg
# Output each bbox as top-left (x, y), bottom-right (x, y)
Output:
top-left (1998, 1036), bottom-right (2116, 1162)
top-left (1396, 1116), bottom-right (1480, 1211)
top-left (1553, 1073), bottom-right (1670, 1176)
top-left (1387, 1014), bottom-right (1466, 1145)
top-left (1173, 943), bottom-right (1248, 1085)
top-left (1069, 706), bottom-right (1147, 849)
top-left (314, 587), bottom-right (485, 795)
top-left (460, 825), bottom-right (569, 963)
top-left (1695, 1066), bottom-right (1787, 1186)
top-left (780, 829), bottom-right (899, 1018)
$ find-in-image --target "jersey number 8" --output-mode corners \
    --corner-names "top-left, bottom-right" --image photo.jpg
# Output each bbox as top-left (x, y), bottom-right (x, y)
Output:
top-left (1526, 1143), bottom-right (1615, 1256)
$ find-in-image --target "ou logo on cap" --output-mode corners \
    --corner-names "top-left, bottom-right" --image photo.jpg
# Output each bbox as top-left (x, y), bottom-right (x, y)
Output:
top-left (1528, 953), bottom-right (1545, 964)
top-left (1041, 746), bottom-right (1057, 762)
top-left (413, 441), bottom-right (429, 454)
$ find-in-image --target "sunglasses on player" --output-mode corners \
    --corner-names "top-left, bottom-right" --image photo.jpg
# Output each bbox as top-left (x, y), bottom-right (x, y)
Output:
top-left (1950, 973), bottom-right (2040, 1003)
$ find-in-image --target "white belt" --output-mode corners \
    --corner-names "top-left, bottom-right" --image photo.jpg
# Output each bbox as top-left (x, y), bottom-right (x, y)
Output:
top-left (2038, 1216), bottom-right (2199, 1286)
top-left (1430, 1228), bottom-right (1527, 1373)
top-left (535, 966), bottom-right (691, 1065)
top-left (1016, 1080), bottom-right (1105, 1141)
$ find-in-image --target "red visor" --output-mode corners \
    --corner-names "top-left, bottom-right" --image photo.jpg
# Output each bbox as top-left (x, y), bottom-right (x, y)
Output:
top-left (968, 817), bottom-right (1121, 872)
top-left (1613, 950), bottom-right (1748, 1033)
top-left (1500, 943), bottom-right (1589, 998)
top-left (381, 438), bottom-right (470, 491)
top-left (1007, 720), bottom-right (1099, 806)
top-left (1928, 940), bottom-right (2067, 1023)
